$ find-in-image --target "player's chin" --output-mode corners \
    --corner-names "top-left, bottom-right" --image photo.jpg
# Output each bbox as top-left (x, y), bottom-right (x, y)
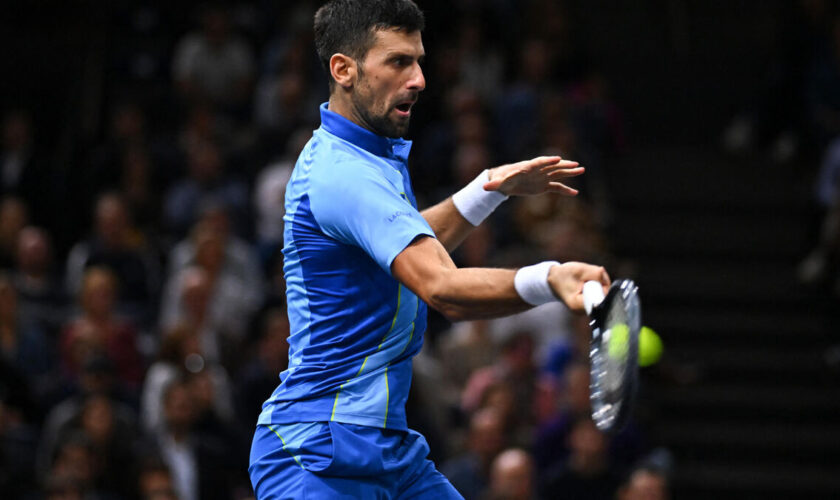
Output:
top-left (386, 113), bottom-right (411, 137)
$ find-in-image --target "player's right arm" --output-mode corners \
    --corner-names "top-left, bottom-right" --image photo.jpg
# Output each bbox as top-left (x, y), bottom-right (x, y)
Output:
top-left (391, 235), bottom-right (610, 321)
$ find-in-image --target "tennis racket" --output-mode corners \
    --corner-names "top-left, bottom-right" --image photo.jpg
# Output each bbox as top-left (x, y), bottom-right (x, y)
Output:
top-left (583, 279), bottom-right (641, 433)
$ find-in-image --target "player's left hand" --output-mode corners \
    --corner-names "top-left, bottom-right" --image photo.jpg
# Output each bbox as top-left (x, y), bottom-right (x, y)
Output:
top-left (484, 156), bottom-right (583, 196)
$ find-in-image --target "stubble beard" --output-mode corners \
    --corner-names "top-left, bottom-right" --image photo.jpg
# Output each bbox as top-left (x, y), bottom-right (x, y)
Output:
top-left (351, 73), bottom-right (410, 139)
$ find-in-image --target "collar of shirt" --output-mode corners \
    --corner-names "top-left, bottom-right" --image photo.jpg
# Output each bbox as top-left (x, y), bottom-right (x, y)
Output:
top-left (319, 102), bottom-right (412, 163)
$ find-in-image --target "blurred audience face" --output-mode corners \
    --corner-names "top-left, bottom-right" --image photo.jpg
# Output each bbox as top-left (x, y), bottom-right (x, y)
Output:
top-left (181, 267), bottom-right (212, 319)
top-left (489, 449), bottom-right (535, 500)
top-left (481, 382), bottom-right (517, 430)
top-left (193, 223), bottom-right (226, 274)
top-left (140, 465), bottom-right (179, 500)
top-left (80, 268), bottom-right (118, 319)
top-left (187, 140), bottom-right (223, 183)
top-left (16, 226), bottom-right (51, 276)
top-left (95, 194), bottom-right (130, 248)
top-left (568, 418), bottom-right (608, 475)
top-left (80, 394), bottom-right (115, 446)
top-left (52, 438), bottom-right (96, 488)
top-left (0, 197), bottom-right (28, 243)
top-left (519, 39), bottom-right (551, 83)
top-left (163, 381), bottom-right (195, 435)
top-left (502, 332), bottom-right (535, 375)
top-left (198, 204), bottom-right (231, 238)
top-left (187, 370), bottom-right (216, 414)
top-left (620, 469), bottom-right (669, 500)
top-left (468, 407), bottom-right (506, 466)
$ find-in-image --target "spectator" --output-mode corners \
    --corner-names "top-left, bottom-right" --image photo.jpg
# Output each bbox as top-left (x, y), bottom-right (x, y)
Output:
top-left (166, 202), bottom-right (263, 301)
top-left (617, 465), bottom-right (670, 500)
top-left (76, 393), bottom-right (140, 498)
top-left (235, 307), bottom-right (289, 428)
top-left (12, 226), bottom-right (67, 334)
top-left (437, 320), bottom-right (497, 402)
top-left (172, 6), bottom-right (255, 116)
top-left (37, 355), bottom-right (138, 479)
top-left (162, 140), bottom-right (250, 239)
top-left (462, 331), bottom-right (540, 442)
top-left (539, 416), bottom-right (622, 500)
top-left (440, 407), bottom-right (507, 500)
top-left (142, 376), bottom-right (239, 500)
top-left (60, 267), bottom-right (144, 391)
top-left (486, 448), bottom-right (536, 500)
top-left (0, 274), bottom-right (55, 399)
top-left (138, 457), bottom-right (180, 500)
top-left (65, 192), bottom-right (160, 324)
top-left (160, 224), bottom-right (262, 369)
top-left (141, 323), bottom-right (234, 435)
top-left (252, 129), bottom-right (311, 267)
top-left (533, 361), bottom-right (591, 474)
top-left (45, 432), bottom-right (100, 499)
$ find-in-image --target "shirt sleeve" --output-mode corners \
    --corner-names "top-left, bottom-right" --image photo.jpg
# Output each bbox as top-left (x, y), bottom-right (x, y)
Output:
top-left (309, 160), bottom-right (435, 274)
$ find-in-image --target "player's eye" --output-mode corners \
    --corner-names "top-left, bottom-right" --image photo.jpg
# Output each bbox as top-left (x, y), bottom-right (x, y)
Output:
top-left (392, 56), bottom-right (412, 67)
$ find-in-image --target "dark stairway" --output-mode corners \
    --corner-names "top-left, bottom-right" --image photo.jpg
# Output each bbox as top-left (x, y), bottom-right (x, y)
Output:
top-left (607, 146), bottom-right (840, 499)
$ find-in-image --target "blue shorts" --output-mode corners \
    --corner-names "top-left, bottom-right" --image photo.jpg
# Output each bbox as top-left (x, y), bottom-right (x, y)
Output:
top-left (249, 422), bottom-right (463, 499)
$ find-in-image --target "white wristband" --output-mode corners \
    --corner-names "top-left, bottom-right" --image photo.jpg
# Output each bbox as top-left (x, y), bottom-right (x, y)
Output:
top-left (514, 261), bottom-right (561, 306)
top-left (452, 169), bottom-right (508, 226)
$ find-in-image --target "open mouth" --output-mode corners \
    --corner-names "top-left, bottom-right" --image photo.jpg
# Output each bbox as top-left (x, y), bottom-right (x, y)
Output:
top-left (395, 101), bottom-right (414, 116)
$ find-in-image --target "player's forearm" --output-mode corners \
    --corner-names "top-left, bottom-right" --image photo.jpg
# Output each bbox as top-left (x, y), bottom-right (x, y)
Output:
top-left (420, 198), bottom-right (475, 252)
top-left (424, 267), bottom-right (533, 322)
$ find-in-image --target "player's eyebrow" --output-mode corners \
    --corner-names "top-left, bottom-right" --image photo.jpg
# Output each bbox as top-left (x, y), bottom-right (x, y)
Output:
top-left (385, 50), bottom-right (425, 62)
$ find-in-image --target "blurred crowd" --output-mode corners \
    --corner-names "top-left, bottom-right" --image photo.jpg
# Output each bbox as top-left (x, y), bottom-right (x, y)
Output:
top-left (1, 2), bottom-right (669, 499)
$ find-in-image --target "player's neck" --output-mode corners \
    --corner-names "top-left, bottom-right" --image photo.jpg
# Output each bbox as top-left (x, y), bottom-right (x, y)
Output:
top-left (328, 94), bottom-right (375, 136)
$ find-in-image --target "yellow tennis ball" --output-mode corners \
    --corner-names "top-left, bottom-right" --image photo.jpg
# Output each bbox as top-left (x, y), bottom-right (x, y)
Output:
top-left (607, 323), bottom-right (630, 359)
top-left (638, 326), bottom-right (663, 367)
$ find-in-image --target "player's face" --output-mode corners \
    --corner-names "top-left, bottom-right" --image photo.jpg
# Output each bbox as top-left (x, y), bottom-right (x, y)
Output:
top-left (351, 29), bottom-right (425, 138)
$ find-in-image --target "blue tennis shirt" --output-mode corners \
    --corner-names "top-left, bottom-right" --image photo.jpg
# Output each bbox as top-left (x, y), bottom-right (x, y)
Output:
top-left (258, 103), bottom-right (435, 430)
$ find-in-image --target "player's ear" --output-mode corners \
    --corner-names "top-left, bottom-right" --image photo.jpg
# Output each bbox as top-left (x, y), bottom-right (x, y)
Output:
top-left (330, 53), bottom-right (357, 89)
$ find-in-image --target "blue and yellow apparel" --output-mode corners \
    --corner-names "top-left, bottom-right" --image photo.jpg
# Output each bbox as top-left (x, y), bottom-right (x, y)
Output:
top-left (249, 104), bottom-right (462, 499)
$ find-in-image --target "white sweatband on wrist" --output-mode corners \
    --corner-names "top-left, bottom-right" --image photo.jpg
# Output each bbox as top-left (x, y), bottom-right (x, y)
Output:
top-left (514, 261), bottom-right (562, 306)
top-left (452, 169), bottom-right (508, 226)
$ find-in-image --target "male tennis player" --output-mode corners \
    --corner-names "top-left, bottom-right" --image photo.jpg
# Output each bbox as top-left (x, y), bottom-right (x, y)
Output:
top-left (248, 1), bottom-right (610, 498)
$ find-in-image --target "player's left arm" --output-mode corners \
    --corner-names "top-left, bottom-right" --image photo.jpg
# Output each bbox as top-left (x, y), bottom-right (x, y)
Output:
top-left (421, 156), bottom-right (584, 252)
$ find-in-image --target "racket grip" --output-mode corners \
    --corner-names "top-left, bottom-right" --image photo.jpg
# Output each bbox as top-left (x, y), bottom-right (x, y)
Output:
top-left (583, 280), bottom-right (606, 315)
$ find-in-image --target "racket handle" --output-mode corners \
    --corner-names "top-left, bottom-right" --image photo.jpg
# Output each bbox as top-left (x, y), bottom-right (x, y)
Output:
top-left (583, 280), bottom-right (606, 315)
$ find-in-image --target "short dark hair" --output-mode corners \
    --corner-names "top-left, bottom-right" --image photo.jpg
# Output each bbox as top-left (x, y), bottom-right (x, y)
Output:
top-left (314, 0), bottom-right (425, 89)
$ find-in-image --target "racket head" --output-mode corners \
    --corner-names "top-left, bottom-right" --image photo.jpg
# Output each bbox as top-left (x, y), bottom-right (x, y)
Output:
top-left (588, 279), bottom-right (641, 434)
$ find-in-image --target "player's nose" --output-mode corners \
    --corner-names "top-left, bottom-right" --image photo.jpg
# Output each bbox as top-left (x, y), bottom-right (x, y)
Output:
top-left (407, 63), bottom-right (425, 92)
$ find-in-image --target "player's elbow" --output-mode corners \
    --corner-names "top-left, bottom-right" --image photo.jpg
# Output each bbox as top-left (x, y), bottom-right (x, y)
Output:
top-left (426, 285), bottom-right (470, 323)
top-left (429, 297), bottom-right (469, 323)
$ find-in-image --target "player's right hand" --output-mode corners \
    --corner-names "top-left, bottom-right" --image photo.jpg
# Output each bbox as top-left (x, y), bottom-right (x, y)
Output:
top-left (548, 262), bottom-right (610, 313)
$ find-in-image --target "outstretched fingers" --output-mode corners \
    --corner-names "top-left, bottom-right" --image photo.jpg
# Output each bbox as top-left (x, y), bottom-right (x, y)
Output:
top-left (546, 166), bottom-right (585, 179)
top-left (547, 182), bottom-right (579, 195)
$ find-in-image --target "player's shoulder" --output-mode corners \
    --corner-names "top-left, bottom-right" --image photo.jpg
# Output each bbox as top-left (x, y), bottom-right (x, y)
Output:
top-left (307, 131), bottom-right (390, 188)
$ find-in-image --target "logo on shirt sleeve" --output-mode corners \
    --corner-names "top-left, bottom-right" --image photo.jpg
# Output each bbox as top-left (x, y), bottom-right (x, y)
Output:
top-left (387, 210), bottom-right (412, 222)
